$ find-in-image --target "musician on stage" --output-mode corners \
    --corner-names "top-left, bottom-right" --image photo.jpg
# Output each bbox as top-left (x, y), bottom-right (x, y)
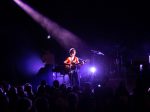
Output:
top-left (64, 48), bottom-right (80, 87)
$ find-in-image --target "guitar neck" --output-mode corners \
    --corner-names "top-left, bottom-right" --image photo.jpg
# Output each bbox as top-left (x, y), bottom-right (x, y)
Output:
top-left (64, 60), bottom-right (88, 66)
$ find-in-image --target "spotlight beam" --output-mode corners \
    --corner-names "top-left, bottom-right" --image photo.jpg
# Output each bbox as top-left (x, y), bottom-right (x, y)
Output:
top-left (13, 0), bottom-right (85, 49)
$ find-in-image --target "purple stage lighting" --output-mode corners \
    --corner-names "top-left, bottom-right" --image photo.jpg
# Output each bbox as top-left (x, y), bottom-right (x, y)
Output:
top-left (140, 64), bottom-right (143, 71)
top-left (18, 52), bottom-right (45, 76)
top-left (90, 67), bottom-right (96, 74)
top-left (149, 55), bottom-right (150, 64)
top-left (13, 0), bottom-right (85, 49)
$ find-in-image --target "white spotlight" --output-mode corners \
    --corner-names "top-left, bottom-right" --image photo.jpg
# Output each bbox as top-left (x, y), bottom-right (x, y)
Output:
top-left (140, 64), bottom-right (143, 71)
top-left (47, 35), bottom-right (51, 39)
top-left (98, 84), bottom-right (101, 87)
top-left (90, 67), bottom-right (96, 74)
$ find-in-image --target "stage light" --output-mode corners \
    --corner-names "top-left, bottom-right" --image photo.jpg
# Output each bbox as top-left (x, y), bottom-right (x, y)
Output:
top-left (13, 0), bottom-right (85, 49)
top-left (148, 87), bottom-right (150, 92)
top-left (140, 64), bottom-right (143, 71)
top-left (98, 84), bottom-right (101, 87)
top-left (90, 67), bottom-right (96, 74)
top-left (47, 35), bottom-right (51, 39)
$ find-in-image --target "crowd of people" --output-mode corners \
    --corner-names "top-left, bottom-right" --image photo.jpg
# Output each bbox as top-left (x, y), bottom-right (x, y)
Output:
top-left (0, 75), bottom-right (150, 112)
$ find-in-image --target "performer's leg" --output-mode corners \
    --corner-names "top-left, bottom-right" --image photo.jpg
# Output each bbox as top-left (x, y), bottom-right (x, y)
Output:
top-left (78, 73), bottom-right (80, 87)
top-left (74, 72), bottom-right (79, 87)
top-left (68, 73), bottom-right (73, 87)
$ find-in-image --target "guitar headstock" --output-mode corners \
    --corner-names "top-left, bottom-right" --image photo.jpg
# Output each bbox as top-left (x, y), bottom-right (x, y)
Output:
top-left (80, 59), bottom-right (90, 64)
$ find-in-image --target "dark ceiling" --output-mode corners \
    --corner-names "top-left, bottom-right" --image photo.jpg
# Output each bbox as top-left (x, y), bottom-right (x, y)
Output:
top-left (1, 0), bottom-right (150, 48)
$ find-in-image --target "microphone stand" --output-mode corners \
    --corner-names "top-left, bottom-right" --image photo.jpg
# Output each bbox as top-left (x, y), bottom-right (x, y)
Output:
top-left (90, 49), bottom-right (104, 82)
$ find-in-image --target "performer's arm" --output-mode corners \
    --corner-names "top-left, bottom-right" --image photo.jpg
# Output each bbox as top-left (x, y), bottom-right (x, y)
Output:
top-left (64, 57), bottom-right (70, 64)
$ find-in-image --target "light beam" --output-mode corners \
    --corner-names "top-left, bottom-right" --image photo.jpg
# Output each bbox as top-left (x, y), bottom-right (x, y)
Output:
top-left (13, 0), bottom-right (85, 49)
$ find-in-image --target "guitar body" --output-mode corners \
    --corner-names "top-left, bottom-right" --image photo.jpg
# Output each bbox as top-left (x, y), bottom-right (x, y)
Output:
top-left (64, 59), bottom-right (89, 74)
top-left (65, 63), bottom-right (80, 74)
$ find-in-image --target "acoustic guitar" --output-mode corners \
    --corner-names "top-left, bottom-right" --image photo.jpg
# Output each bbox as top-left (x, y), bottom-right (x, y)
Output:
top-left (64, 59), bottom-right (89, 73)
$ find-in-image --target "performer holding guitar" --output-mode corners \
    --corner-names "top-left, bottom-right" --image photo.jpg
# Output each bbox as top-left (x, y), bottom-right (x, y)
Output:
top-left (64, 48), bottom-right (84, 87)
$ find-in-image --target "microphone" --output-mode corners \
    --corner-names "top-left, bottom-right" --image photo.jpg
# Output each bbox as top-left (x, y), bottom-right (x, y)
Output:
top-left (91, 50), bottom-right (104, 55)
top-left (97, 52), bottom-right (104, 55)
